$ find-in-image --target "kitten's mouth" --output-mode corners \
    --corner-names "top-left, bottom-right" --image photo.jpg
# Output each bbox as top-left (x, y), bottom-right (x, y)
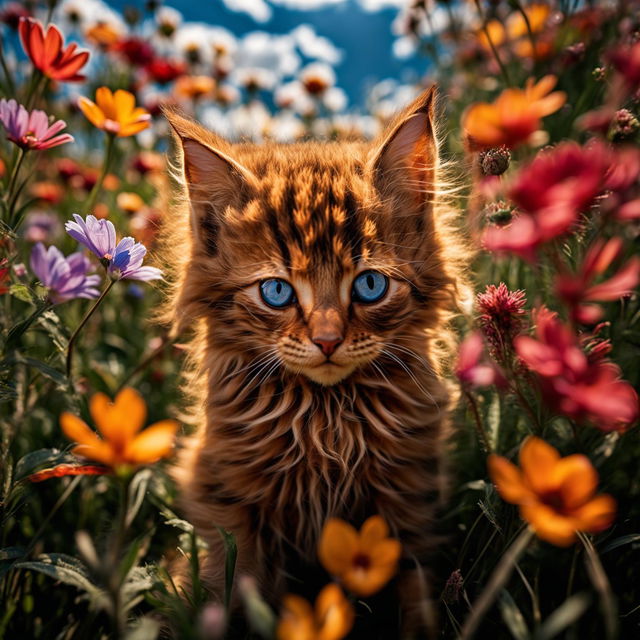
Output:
top-left (300, 360), bottom-right (356, 385)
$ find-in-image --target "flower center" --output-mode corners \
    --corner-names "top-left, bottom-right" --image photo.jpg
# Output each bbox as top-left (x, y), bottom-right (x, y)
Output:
top-left (352, 553), bottom-right (371, 570)
top-left (540, 490), bottom-right (566, 513)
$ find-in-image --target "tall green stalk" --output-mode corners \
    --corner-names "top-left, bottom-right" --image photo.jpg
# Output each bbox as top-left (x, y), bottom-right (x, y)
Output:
top-left (66, 279), bottom-right (116, 380)
top-left (85, 134), bottom-right (117, 214)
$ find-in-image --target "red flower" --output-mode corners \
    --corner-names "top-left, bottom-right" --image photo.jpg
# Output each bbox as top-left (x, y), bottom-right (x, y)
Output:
top-left (484, 142), bottom-right (610, 260)
top-left (455, 332), bottom-right (500, 388)
top-left (515, 307), bottom-right (638, 432)
top-left (601, 147), bottom-right (640, 222)
top-left (476, 283), bottom-right (527, 358)
top-left (608, 41), bottom-right (640, 94)
top-left (0, 259), bottom-right (10, 295)
top-left (113, 37), bottom-right (155, 67)
top-left (145, 58), bottom-right (185, 84)
top-left (556, 237), bottom-right (640, 324)
top-left (19, 18), bottom-right (89, 82)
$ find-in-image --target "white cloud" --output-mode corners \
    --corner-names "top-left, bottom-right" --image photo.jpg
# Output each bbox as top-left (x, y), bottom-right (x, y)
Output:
top-left (271, 0), bottom-right (345, 9)
top-left (221, 0), bottom-right (272, 22)
top-left (235, 32), bottom-right (301, 79)
top-left (291, 25), bottom-right (342, 64)
top-left (358, 0), bottom-right (404, 11)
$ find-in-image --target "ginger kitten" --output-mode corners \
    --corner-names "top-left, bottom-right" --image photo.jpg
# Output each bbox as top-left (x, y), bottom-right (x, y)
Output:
top-left (164, 87), bottom-right (467, 636)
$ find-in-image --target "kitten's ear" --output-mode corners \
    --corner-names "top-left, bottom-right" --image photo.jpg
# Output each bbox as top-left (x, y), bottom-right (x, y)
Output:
top-left (369, 86), bottom-right (438, 213)
top-left (164, 108), bottom-right (256, 255)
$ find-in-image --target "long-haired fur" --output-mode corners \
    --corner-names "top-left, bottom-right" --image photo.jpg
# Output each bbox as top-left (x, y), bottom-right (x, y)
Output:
top-left (159, 86), bottom-right (471, 633)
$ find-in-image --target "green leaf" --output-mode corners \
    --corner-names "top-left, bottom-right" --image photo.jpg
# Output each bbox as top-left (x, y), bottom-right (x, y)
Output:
top-left (37, 309), bottom-right (69, 352)
top-left (533, 593), bottom-right (591, 640)
top-left (498, 590), bottom-right (530, 640)
top-left (13, 553), bottom-right (108, 610)
top-left (4, 303), bottom-right (50, 346)
top-left (217, 527), bottom-right (238, 614)
top-left (126, 469), bottom-right (153, 528)
top-left (8, 283), bottom-right (34, 303)
top-left (600, 533), bottom-right (640, 554)
top-left (14, 449), bottom-right (78, 483)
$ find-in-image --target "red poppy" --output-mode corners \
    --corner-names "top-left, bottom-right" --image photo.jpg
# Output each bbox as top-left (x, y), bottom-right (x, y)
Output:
top-left (515, 307), bottom-right (638, 432)
top-left (19, 17), bottom-right (89, 82)
top-left (484, 142), bottom-right (610, 260)
top-left (113, 37), bottom-right (155, 67)
top-left (556, 237), bottom-right (640, 324)
top-left (145, 58), bottom-right (185, 84)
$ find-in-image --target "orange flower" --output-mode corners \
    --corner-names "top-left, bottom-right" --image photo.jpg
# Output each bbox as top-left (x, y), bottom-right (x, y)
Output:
top-left (318, 516), bottom-right (401, 597)
top-left (19, 17), bottom-right (89, 82)
top-left (462, 76), bottom-right (566, 150)
top-left (477, 19), bottom-right (506, 51)
top-left (61, 387), bottom-right (179, 472)
top-left (85, 22), bottom-right (122, 48)
top-left (117, 191), bottom-right (145, 214)
top-left (488, 437), bottom-right (616, 546)
top-left (78, 87), bottom-right (151, 137)
top-left (174, 75), bottom-right (216, 100)
top-left (507, 4), bottom-right (551, 40)
top-left (277, 584), bottom-right (354, 640)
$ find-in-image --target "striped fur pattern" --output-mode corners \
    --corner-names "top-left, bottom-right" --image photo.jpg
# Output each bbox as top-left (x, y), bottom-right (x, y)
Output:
top-left (162, 88), bottom-right (469, 628)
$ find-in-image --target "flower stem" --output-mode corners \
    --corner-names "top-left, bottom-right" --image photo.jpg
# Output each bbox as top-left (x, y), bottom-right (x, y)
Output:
top-left (463, 389), bottom-right (492, 454)
top-left (66, 279), bottom-right (116, 380)
top-left (4, 147), bottom-right (25, 225)
top-left (473, 0), bottom-right (511, 87)
top-left (460, 527), bottom-right (534, 639)
top-left (0, 40), bottom-right (15, 95)
top-left (107, 475), bottom-right (132, 640)
top-left (85, 134), bottom-right (116, 214)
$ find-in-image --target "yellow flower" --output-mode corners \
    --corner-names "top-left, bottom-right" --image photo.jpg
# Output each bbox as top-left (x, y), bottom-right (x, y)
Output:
top-left (477, 19), bottom-right (506, 51)
top-left (78, 87), bottom-right (151, 137)
top-left (61, 387), bottom-right (178, 471)
top-left (277, 584), bottom-right (354, 640)
top-left (488, 437), bottom-right (617, 547)
top-left (318, 515), bottom-right (401, 597)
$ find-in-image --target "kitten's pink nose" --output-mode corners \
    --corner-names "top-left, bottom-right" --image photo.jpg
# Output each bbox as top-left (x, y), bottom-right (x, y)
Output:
top-left (312, 335), bottom-right (343, 357)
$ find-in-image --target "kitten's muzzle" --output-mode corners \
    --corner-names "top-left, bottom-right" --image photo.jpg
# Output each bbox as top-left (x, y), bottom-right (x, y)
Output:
top-left (312, 334), bottom-right (343, 357)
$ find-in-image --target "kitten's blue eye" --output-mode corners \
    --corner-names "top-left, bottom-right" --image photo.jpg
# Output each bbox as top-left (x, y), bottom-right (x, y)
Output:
top-left (260, 278), bottom-right (295, 308)
top-left (352, 271), bottom-right (388, 304)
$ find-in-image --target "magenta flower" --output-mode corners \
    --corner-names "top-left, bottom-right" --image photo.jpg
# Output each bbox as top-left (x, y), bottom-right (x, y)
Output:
top-left (65, 214), bottom-right (162, 282)
top-left (30, 243), bottom-right (101, 304)
top-left (0, 99), bottom-right (73, 150)
top-left (515, 307), bottom-right (638, 432)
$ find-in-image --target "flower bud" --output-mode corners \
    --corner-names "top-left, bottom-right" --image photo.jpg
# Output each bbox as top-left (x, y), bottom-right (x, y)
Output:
top-left (479, 146), bottom-right (511, 176)
top-left (609, 109), bottom-right (639, 141)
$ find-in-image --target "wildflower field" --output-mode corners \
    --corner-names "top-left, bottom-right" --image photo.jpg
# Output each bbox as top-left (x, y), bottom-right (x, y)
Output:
top-left (1, 1), bottom-right (640, 639)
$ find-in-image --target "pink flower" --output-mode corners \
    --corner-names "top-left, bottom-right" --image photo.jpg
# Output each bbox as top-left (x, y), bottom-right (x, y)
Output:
top-left (601, 147), bottom-right (640, 222)
top-left (455, 332), bottom-right (499, 388)
top-left (476, 283), bottom-right (527, 358)
top-left (608, 41), bottom-right (640, 95)
top-left (483, 142), bottom-right (610, 260)
top-left (515, 307), bottom-right (638, 432)
top-left (556, 237), bottom-right (640, 324)
top-left (0, 99), bottom-right (73, 150)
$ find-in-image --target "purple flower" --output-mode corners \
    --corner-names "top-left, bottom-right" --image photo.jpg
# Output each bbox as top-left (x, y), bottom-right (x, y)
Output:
top-left (23, 210), bottom-right (62, 243)
top-left (30, 243), bottom-right (101, 303)
top-left (0, 99), bottom-right (74, 150)
top-left (108, 237), bottom-right (162, 281)
top-left (65, 214), bottom-right (162, 282)
top-left (65, 214), bottom-right (116, 260)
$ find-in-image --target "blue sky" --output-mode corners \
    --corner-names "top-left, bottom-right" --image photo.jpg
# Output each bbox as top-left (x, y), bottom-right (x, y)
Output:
top-left (106, 0), bottom-right (431, 107)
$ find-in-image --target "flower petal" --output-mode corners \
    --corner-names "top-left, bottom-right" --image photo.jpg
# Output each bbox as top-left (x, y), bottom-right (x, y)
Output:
top-left (124, 420), bottom-right (178, 464)
top-left (488, 454), bottom-right (533, 504)
top-left (520, 502), bottom-right (577, 546)
top-left (570, 495), bottom-right (617, 533)
top-left (553, 455), bottom-right (598, 510)
top-left (78, 97), bottom-right (105, 128)
top-left (318, 518), bottom-right (358, 577)
top-left (360, 515), bottom-right (389, 547)
top-left (519, 437), bottom-right (560, 494)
